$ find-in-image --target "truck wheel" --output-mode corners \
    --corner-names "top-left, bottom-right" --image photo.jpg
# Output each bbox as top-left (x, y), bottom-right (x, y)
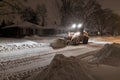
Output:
top-left (83, 36), bottom-right (88, 44)
top-left (71, 39), bottom-right (76, 45)
top-left (76, 38), bottom-right (80, 45)
top-left (72, 38), bottom-right (80, 45)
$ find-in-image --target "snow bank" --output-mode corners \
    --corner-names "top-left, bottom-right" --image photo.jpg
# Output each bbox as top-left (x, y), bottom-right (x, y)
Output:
top-left (27, 54), bottom-right (94, 80)
top-left (50, 38), bottom-right (67, 49)
top-left (0, 40), bottom-right (49, 53)
top-left (91, 43), bottom-right (120, 66)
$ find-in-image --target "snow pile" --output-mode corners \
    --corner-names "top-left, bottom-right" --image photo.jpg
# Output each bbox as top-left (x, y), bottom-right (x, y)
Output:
top-left (0, 41), bottom-right (48, 53)
top-left (92, 43), bottom-right (120, 66)
top-left (27, 54), bottom-right (94, 80)
top-left (50, 38), bottom-right (67, 49)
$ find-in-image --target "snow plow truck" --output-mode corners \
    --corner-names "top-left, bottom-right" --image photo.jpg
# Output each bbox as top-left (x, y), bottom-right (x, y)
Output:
top-left (50, 31), bottom-right (89, 49)
top-left (64, 31), bottom-right (89, 45)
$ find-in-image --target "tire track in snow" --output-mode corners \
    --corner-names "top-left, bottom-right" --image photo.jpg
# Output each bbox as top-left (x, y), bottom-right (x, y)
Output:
top-left (0, 45), bottom-right (101, 80)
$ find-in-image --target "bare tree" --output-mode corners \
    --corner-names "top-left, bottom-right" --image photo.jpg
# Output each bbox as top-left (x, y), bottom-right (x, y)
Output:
top-left (0, 0), bottom-right (25, 14)
top-left (60, 0), bottom-right (74, 26)
top-left (36, 4), bottom-right (47, 26)
top-left (91, 8), bottom-right (114, 36)
top-left (21, 7), bottom-right (39, 24)
top-left (59, 0), bottom-right (99, 29)
top-left (73, 0), bottom-right (99, 33)
top-left (0, 0), bottom-right (26, 24)
top-left (106, 13), bottom-right (120, 35)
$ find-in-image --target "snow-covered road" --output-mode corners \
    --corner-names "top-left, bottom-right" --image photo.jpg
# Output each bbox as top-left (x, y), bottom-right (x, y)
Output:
top-left (0, 44), bottom-right (101, 80)
top-left (0, 37), bottom-right (109, 80)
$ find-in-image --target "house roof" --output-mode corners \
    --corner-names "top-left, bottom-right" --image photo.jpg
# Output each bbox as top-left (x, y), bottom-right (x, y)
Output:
top-left (2, 22), bottom-right (69, 31)
top-left (2, 22), bottom-right (40, 29)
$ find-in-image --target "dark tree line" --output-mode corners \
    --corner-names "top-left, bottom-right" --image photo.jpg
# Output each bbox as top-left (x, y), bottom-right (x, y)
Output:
top-left (87, 5), bottom-right (120, 36)
top-left (0, 0), bottom-right (120, 36)
top-left (0, 0), bottom-right (47, 27)
top-left (59, 0), bottom-right (120, 36)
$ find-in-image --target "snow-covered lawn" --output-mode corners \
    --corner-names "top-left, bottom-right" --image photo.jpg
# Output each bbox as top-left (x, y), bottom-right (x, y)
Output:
top-left (89, 38), bottom-right (112, 45)
top-left (0, 41), bottom-right (49, 53)
top-left (90, 36), bottom-right (120, 44)
top-left (0, 38), bottom-right (53, 61)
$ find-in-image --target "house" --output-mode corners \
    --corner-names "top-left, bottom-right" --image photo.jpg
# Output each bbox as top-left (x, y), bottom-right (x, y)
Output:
top-left (38, 26), bottom-right (69, 36)
top-left (1, 21), bottom-right (70, 38)
top-left (1, 22), bottom-right (40, 38)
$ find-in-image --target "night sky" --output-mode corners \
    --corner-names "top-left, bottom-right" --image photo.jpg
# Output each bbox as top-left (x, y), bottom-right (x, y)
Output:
top-left (99, 0), bottom-right (120, 15)
top-left (27, 0), bottom-right (120, 15)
